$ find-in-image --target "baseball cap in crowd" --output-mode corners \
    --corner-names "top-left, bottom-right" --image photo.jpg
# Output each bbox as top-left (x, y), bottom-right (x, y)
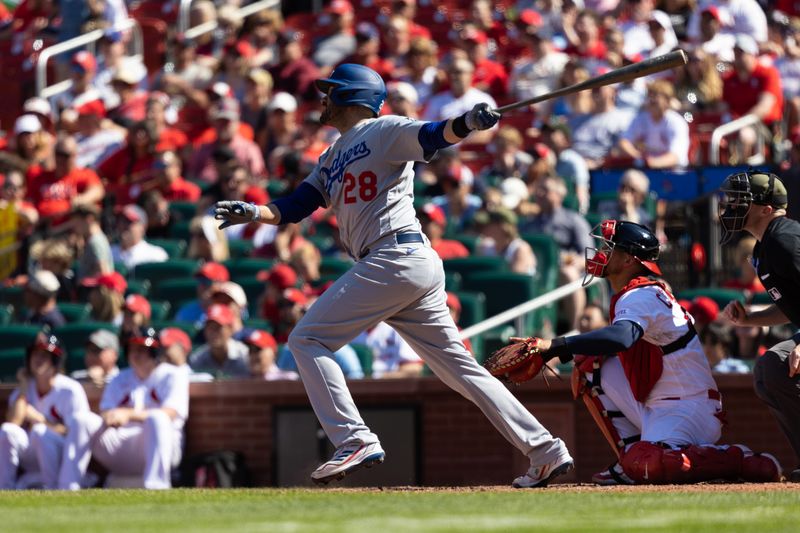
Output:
top-left (476, 207), bottom-right (518, 227)
top-left (734, 34), bottom-right (759, 56)
top-left (87, 329), bottom-right (120, 352)
top-left (26, 270), bottom-right (60, 297)
top-left (258, 263), bottom-right (297, 290)
top-left (207, 81), bottom-right (234, 100)
top-left (518, 9), bottom-right (543, 29)
top-left (648, 11), bottom-right (671, 30)
top-left (748, 172), bottom-right (788, 209)
top-left (244, 186), bottom-right (269, 205)
top-left (206, 303), bottom-right (237, 326)
top-left (112, 59), bottom-right (147, 86)
top-left (120, 204), bottom-right (149, 226)
top-left (23, 97), bottom-right (52, 121)
top-left (443, 162), bottom-right (474, 188)
top-left (688, 296), bottom-right (719, 325)
top-left (701, 6), bottom-right (722, 23)
top-left (81, 272), bottom-right (128, 294)
top-left (72, 51), bottom-right (97, 72)
top-left (500, 177), bottom-right (529, 210)
top-left (419, 203), bottom-right (446, 227)
top-left (224, 40), bottom-right (256, 59)
top-left (541, 118), bottom-right (572, 139)
top-left (460, 27), bottom-right (488, 45)
top-left (195, 262), bottom-right (230, 283)
top-left (125, 293), bottom-right (152, 320)
top-left (212, 145), bottom-right (237, 164)
top-left (211, 281), bottom-right (248, 309)
top-left (281, 288), bottom-right (308, 307)
top-left (267, 92), bottom-right (298, 113)
top-left (356, 22), bottom-right (379, 41)
top-left (446, 292), bottom-right (461, 312)
top-left (14, 114), bottom-right (41, 135)
top-left (277, 30), bottom-right (302, 46)
top-left (387, 81), bottom-right (419, 106)
top-left (247, 68), bottom-right (273, 88)
top-left (73, 97), bottom-right (106, 119)
top-left (211, 98), bottom-right (240, 121)
top-left (242, 328), bottom-right (277, 350)
top-left (326, 0), bottom-right (353, 15)
top-left (159, 327), bottom-right (192, 353)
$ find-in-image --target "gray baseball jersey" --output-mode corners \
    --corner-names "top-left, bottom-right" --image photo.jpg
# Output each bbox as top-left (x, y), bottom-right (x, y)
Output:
top-left (304, 115), bottom-right (428, 258)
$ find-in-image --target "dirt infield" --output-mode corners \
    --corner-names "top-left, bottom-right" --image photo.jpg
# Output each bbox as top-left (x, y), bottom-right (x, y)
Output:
top-left (330, 482), bottom-right (800, 494)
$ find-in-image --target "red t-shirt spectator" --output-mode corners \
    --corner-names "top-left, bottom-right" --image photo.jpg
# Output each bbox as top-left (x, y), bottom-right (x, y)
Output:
top-left (192, 122), bottom-right (255, 147)
top-left (564, 41), bottom-right (607, 60)
top-left (163, 178), bottom-right (201, 202)
top-left (156, 128), bottom-right (189, 152)
top-left (723, 61), bottom-right (783, 125)
top-left (433, 240), bottom-right (469, 260)
top-left (472, 58), bottom-right (509, 101)
top-left (722, 278), bottom-right (765, 293)
top-left (98, 149), bottom-right (157, 205)
top-left (27, 167), bottom-right (102, 220)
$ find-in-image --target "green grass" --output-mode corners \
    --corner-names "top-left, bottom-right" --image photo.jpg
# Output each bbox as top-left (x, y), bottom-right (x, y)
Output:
top-left (1, 488), bottom-right (799, 532)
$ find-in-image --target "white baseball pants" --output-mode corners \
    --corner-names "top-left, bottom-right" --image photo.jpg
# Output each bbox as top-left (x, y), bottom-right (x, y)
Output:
top-left (69, 411), bottom-right (182, 489)
top-left (0, 422), bottom-right (69, 489)
top-left (288, 244), bottom-right (570, 467)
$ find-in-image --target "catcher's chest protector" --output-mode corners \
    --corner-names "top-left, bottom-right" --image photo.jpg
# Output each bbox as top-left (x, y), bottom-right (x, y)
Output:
top-left (608, 277), bottom-right (676, 403)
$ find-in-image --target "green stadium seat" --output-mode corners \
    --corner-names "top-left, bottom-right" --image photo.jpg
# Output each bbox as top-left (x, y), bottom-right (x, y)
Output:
top-left (57, 303), bottom-right (92, 323)
top-left (125, 279), bottom-right (152, 298)
top-left (0, 304), bottom-right (14, 325)
top-left (237, 278), bottom-right (266, 315)
top-left (66, 348), bottom-right (87, 374)
top-left (678, 288), bottom-right (746, 309)
top-left (350, 343), bottom-right (373, 378)
top-left (521, 233), bottom-right (559, 292)
top-left (311, 273), bottom-right (342, 287)
top-left (169, 220), bottom-right (192, 240)
top-left (461, 272), bottom-right (539, 334)
top-left (751, 291), bottom-right (772, 305)
top-left (320, 257), bottom-right (354, 277)
top-left (149, 239), bottom-right (188, 259)
top-left (0, 325), bottom-right (42, 351)
top-left (148, 300), bottom-right (172, 321)
top-left (0, 348), bottom-right (25, 382)
top-left (443, 256), bottom-right (507, 278)
top-left (267, 181), bottom-right (288, 198)
top-left (306, 234), bottom-right (336, 254)
top-left (149, 321), bottom-right (198, 338)
top-left (114, 262), bottom-right (129, 278)
top-left (153, 278), bottom-right (200, 304)
top-left (452, 291), bottom-right (486, 360)
top-left (224, 258), bottom-right (275, 279)
top-left (451, 234), bottom-right (480, 254)
top-left (55, 323), bottom-right (119, 354)
top-left (585, 212), bottom-right (603, 229)
top-left (444, 271), bottom-right (462, 292)
top-left (132, 260), bottom-right (200, 290)
top-left (168, 201), bottom-right (199, 222)
top-left (228, 239), bottom-right (255, 259)
top-left (0, 285), bottom-right (23, 307)
top-left (243, 318), bottom-right (272, 332)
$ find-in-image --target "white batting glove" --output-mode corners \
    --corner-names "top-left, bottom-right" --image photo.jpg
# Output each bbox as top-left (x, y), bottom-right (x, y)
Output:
top-left (465, 102), bottom-right (501, 131)
top-left (214, 201), bottom-right (260, 229)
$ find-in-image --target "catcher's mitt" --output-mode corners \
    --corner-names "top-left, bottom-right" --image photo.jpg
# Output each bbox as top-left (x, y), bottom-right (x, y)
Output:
top-left (483, 337), bottom-right (556, 385)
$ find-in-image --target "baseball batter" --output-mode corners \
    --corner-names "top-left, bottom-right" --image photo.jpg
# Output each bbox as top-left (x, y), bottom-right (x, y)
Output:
top-left (215, 64), bottom-right (573, 488)
top-left (0, 333), bottom-right (91, 490)
top-left (69, 328), bottom-right (189, 489)
top-left (500, 220), bottom-right (781, 484)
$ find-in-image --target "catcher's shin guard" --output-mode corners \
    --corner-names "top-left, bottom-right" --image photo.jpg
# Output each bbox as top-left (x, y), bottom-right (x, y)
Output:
top-left (571, 359), bottom-right (640, 459)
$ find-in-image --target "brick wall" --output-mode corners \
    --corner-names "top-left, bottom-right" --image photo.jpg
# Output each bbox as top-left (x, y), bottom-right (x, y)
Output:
top-left (0, 375), bottom-right (794, 486)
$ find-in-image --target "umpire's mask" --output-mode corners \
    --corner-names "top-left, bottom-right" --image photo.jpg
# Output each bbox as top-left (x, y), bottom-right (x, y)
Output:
top-left (718, 171), bottom-right (787, 245)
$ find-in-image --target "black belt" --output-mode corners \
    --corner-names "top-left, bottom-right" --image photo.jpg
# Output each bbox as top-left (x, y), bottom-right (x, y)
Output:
top-left (661, 322), bottom-right (697, 355)
top-left (359, 232), bottom-right (424, 259)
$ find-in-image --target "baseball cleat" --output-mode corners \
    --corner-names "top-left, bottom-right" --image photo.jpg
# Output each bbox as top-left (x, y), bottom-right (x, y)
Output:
top-left (592, 462), bottom-right (634, 486)
top-left (311, 442), bottom-right (385, 485)
top-left (789, 468), bottom-right (800, 483)
top-left (512, 455), bottom-right (574, 488)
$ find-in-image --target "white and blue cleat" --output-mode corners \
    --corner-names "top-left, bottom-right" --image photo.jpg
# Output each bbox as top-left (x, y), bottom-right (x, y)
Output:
top-left (311, 442), bottom-right (386, 485)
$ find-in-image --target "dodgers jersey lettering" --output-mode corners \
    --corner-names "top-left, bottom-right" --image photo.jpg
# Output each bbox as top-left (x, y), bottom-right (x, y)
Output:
top-left (612, 285), bottom-right (717, 402)
top-left (305, 115), bottom-right (430, 258)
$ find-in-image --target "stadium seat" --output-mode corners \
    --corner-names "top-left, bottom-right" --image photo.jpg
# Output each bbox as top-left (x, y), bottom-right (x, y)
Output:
top-left (461, 272), bottom-right (539, 334)
top-left (453, 290), bottom-right (486, 360)
top-left (0, 286), bottom-right (23, 308)
top-left (451, 234), bottom-right (480, 254)
top-left (0, 348), bottom-right (25, 382)
top-left (350, 343), bottom-right (373, 378)
top-left (169, 220), bottom-right (192, 240)
top-left (55, 323), bottom-right (119, 355)
top-left (168, 201), bottom-right (199, 222)
top-left (751, 292), bottom-right (772, 305)
top-left (125, 279), bottom-right (152, 297)
top-left (320, 257), bottom-right (354, 277)
top-left (224, 258), bottom-right (275, 279)
top-left (521, 233), bottom-right (560, 329)
top-left (237, 278), bottom-right (266, 315)
top-left (132, 260), bottom-right (200, 290)
top-left (0, 304), bottom-right (14, 325)
top-left (66, 349), bottom-right (87, 374)
top-left (0, 325), bottom-right (42, 351)
top-left (149, 321), bottom-right (197, 337)
top-left (228, 239), bottom-right (255, 259)
top-left (148, 239), bottom-right (188, 259)
top-left (243, 318), bottom-right (272, 332)
top-left (444, 271), bottom-right (462, 292)
top-left (677, 288), bottom-right (746, 309)
top-left (443, 256), bottom-right (507, 278)
top-left (148, 300), bottom-right (172, 321)
top-left (153, 278), bottom-right (200, 305)
top-left (114, 262), bottom-right (129, 277)
top-left (57, 303), bottom-right (92, 323)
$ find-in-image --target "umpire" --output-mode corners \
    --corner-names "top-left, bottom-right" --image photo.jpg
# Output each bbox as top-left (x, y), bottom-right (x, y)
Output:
top-left (718, 171), bottom-right (800, 482)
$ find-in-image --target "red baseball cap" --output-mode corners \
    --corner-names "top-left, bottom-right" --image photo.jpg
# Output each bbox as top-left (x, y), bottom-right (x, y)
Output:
top-left (326, 0), bottom-right (353, 14)
top-left (244, 329), bottom-right (277, 350)
top-left (73, 98), bottom-right (106, 118)
top-left (125, 294), bottom-right (152, 320)
top-left (282, 288), bottom-right (308, 306)
top-left (244, 186), bottom-right (269, 205)
top-left (195, 262), bottom-right (230, 282)
top-left (159, 327), bottom-right (192, 353)
top-left (446, 292), bottom-right (461, 312)
top-left (72, 51), bottom-right (97, 72)
top-left (689, 296), bottom-right (719, 324)
top-left (420, 203), bottom-right (446, 227)
top-left (518, 9), bottom-right (543, 28)
top-left (702, 6), bottom-right (722, 22)
top-left (206, 303), bottom-right (236, 326)
top-left (460, 27), bottom-right (488, 45)
top-left (258, 263), bottom-right (297, 290)
top-left (82, 272), bottom-right (128, 294)
top-left (225, 40), bottom-right (256, 58)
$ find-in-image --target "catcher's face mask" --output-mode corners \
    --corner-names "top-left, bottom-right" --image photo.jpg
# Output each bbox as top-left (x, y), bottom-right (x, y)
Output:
top-left (583, 219), bottom-right (617, 286)
top-left (718, 172), bottom-right (753, 245)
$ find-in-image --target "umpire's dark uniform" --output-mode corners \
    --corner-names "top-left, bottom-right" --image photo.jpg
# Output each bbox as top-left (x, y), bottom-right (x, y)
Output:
top-left (751, 215), bottom-right (800, 479)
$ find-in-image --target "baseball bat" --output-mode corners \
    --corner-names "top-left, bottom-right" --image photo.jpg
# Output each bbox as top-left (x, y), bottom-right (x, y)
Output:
top-left (494, 49), bottom-right (688, 115)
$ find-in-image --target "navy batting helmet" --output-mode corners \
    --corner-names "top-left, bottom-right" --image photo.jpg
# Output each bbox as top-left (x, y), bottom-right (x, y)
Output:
top-left (315, 64), bottom-right (386, 116)
top-left (584, 219), bottom-right (661, 285)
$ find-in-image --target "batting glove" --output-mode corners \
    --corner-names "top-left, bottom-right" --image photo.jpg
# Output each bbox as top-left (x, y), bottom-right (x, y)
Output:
top-left (214, 201), bottom-right (260, 229)
top-left (465, 102), bottom-right (501, 131)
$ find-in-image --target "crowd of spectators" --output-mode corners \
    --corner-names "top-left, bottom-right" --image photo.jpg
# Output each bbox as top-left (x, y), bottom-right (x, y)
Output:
top-left (0, 0), bottom-right (795, 395)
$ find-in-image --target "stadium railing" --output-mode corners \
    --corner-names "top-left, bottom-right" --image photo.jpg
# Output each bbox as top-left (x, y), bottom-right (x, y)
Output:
top-left (709, 113), bottom-right (767, 166)
top-left (182, 0), bottom-right (281, 41)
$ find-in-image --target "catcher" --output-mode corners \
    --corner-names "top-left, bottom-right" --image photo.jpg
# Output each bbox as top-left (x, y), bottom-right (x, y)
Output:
top-left (486, 219), bottom-right (782, 484)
